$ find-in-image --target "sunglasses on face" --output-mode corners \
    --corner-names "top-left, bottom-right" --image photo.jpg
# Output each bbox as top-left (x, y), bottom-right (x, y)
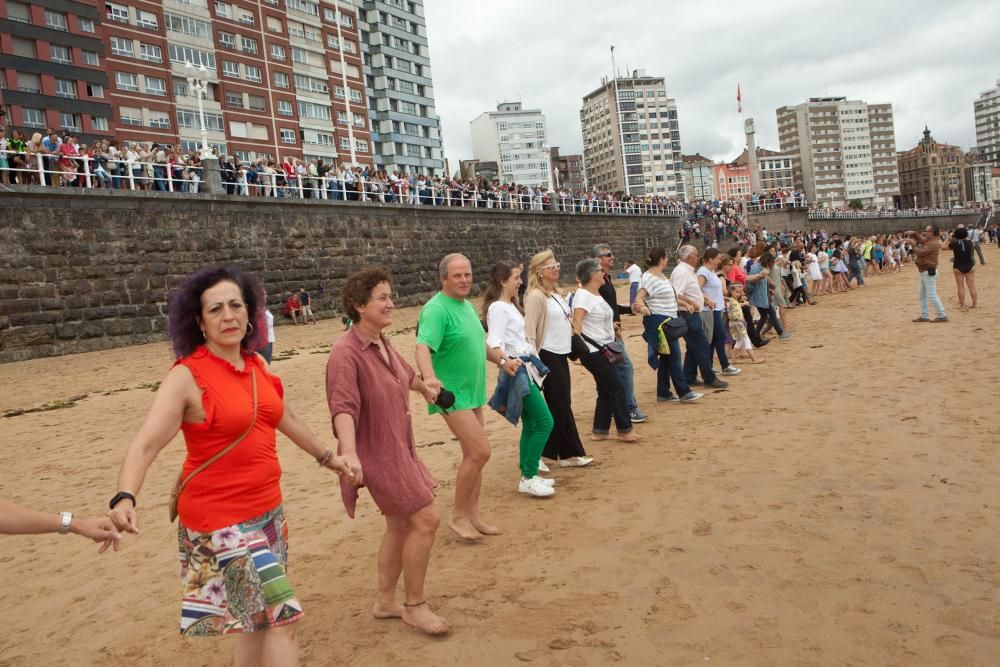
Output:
top-left (598, 253), bottom-right (614, 258)
top-left (540, 263), bottom-right (560, 271)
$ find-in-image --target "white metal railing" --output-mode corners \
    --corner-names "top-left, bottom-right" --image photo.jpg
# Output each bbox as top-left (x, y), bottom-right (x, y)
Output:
top-left (807, 207), bottom-right (983, 220)
top-left (746, 196), bottom-right (809, 213)
top-left (0, 149), bottom-right (204, 192)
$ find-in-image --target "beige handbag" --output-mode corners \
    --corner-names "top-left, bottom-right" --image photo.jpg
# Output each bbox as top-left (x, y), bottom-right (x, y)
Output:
top-left (169, 370), bottom-right (258, 523)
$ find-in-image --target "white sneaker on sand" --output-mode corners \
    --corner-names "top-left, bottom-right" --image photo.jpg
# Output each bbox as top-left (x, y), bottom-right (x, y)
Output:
top-left (537, 459), bottom-right (550, 473)
top-left (559, 456), bottom-right (594, 468)
top-left (536, 476), bottom-right (555, 487)
top-left (518, 476), bottom-right (555, 497)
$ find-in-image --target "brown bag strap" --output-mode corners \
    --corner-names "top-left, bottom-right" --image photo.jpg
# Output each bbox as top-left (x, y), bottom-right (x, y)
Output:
top-left (177, 369), bottom-right (258, 497)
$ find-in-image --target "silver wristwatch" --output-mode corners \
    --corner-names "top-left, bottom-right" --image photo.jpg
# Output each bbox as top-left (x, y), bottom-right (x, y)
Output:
top-left (58, 511), bottom-right (73, 535)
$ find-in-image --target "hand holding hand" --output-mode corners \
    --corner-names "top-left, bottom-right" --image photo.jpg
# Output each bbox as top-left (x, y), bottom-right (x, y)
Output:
top-left (336, 454), bottom-right (363, 486)
top-left (502, 358), bottom-right (522, 377)
top-left (107, 501), bottom-right (139, 536)
top-left (72, 516), bottom-right (123, 553)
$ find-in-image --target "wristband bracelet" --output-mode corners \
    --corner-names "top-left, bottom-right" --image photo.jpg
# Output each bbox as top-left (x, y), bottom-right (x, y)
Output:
top-left (109, 491), bottom-right (137, 510)
top-left (316, 448), bottom-right (334, 467)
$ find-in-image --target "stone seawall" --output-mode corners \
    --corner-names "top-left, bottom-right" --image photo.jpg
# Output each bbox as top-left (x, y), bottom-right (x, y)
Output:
top-left (0, 189), bottom-right (682, 362)
top-left (748, 208), bottom-right (980, 236)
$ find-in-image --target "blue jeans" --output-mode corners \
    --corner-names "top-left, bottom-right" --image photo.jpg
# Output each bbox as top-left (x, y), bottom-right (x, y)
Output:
top-left (656, 334), bottom-right (690, 399)
top-left (849, 260), bottom-right (865, 285)
top-left (613, 345), bottom-right (638, 411)
top-left (681, 310), bottom-right (717, 384)
top-left (710, 310), bottom-right (731, 369)
top-left (919, 271), bottom-right (946, 319)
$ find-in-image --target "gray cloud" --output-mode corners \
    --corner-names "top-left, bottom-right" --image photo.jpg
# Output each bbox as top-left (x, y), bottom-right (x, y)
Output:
top-left (423, 0), bottom-right (999, 171)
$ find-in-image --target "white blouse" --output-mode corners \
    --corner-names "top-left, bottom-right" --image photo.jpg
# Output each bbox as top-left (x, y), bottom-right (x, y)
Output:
top-left (572, 288), bottom-right (615, 352)
top-left (541, 293), bottom-right (572, 354)
top-left (486, 301), bottom-right (534, 357)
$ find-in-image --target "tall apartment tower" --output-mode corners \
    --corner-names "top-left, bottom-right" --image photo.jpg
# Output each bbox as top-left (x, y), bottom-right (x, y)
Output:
top-left (358, 0), bottom-right (443, 176)
top-left (776, 97), bottom-right (899, 208)
top-left (0, 0), bottom-right (374, 167)
top-left (470, 101), bottom-right (551, 189)
top-left (580, 70), bottom-right (684, 197)
top-left (974, 79), bottom-right (1000, 167)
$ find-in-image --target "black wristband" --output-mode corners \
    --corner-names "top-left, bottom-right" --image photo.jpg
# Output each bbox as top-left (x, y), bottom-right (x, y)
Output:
top-left (109, 491), bottom-right (136, 510)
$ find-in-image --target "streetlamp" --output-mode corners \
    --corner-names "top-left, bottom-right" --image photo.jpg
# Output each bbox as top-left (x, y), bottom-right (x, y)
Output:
top-left (554, 166), bottom-right (560, 189)
top-left (185, 61), bottom-right (222, 194)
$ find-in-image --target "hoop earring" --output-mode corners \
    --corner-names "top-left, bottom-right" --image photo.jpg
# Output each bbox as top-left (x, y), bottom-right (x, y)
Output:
top-left (246, 321), bottom-right (254, 336)
top-left (200, 329), bottom-right (206, 340)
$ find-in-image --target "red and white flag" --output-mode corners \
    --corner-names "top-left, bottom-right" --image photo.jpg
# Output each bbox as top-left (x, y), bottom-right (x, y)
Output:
top-left (737, 83), bottom-right (742, 113)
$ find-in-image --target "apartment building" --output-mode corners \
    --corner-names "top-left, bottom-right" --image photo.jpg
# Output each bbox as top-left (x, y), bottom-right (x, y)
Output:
top-left (897, 126), bottom-right (967, 208)
top-left (470, 101), bottom-right (551, 189)
top-left (580, 69), bottom-right (684, 197)
top-left (680, 153), bottom-right (714, 201)
top-left (776, 97), bottom-right (899, 208)
top-left (359, 0), bottom-right (443, 175)
top-left (549, 146), bottom-right (584, 191)
top-left (0, 0), bottom-right (373, 167)
top-left (974, 79), bottom-right (1000, 167)
top-left (0, 0), bottom-right (114, 144)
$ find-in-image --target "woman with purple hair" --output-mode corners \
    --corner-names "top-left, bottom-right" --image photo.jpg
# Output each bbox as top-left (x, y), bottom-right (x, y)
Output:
top-left (105, 265), bottom-right (359, 666)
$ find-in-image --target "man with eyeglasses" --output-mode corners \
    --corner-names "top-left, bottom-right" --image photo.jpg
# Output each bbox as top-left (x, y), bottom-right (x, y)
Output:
top-left (590, 244), bottom-right (648, 424)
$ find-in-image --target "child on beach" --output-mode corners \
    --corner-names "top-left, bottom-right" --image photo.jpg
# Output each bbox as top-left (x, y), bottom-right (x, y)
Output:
top-left (725, 283), bottom-right (763, 364)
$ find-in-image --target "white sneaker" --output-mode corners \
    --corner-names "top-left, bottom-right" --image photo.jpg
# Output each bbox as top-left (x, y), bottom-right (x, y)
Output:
top-left (559, 456), bottom-right (594, 468)
top-left (537, 459), bottom-right (550, 473)
top-left (518, 476), bottom-right (555, 497)
top-left (536, 476), bottom-right (556, 487)
top-left (722, 365), bottom-right (742, 376)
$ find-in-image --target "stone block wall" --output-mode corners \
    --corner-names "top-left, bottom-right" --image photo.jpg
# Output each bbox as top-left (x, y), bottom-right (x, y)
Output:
top-left (748, 208), bottom-right (980, 237)
top-left (0, 189), bottom-right (682, 362)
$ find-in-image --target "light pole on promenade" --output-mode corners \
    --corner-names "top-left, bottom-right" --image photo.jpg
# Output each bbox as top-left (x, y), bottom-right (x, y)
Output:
top-left (185, 62), bottom-right (222, 194)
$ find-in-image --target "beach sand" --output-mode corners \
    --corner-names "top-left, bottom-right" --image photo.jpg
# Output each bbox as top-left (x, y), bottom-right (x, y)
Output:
top-left (1, 248), bottom-right (998, 666)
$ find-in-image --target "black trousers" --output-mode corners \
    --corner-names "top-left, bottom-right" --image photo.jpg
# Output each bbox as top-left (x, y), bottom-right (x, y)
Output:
top-left (754, 305), bottom-right (784, 336)
top-left (538, 349), bottom-right (587, 460)
top-left (579, 350), bottom-right (632, 434)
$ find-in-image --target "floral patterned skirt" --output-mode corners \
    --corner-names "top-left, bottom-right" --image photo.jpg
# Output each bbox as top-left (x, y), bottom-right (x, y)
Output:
top-left (177, 505), bottom-right (304, 636)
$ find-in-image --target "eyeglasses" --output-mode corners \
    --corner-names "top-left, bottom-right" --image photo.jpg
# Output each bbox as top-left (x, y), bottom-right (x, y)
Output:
top-left (598, 253), bottom-right (614, 258)
top-left (540, 263), bottom-right (560, 271)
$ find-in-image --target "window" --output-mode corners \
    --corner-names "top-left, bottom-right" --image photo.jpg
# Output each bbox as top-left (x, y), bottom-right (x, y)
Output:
top-left (116, 72), bottom-right (139, 92)
top-left (148, 111), bottom-right (171, 129)
top-left (55, 78), bottom-right (77, 98)
top-left (245, 65), bottom-right (261, 82)
top-left (110, 36), bottom-right (134, 57)
top-left (165, 12), bottom-right (210, 38)
top-left (287, 0), bottom-right (319, 15)
top-left (59, 112), bottom-right (80, 131)
top-left (248, 95), bottom-right (266, 112)
top-left (23, 108), bottom-right (45, 128)
top-left (17, 73), bottom-right (41, 93)
top-left (340, 137), bottom-right (351, 150)
top-left (239, 11), bottom-right (255, 25)
top-left (295, 74), bottom-right (328, 93)
top-left (219, 32), bottom-right (236, 48)
top-left (106, 3), bottom-right (129, 23)
top-left (222, 61), bottom-right (240, 78)
top-left (397, 100), bottom-right (416, 115)
top-left (397, 80), bottom-right (414, 94)
top-left (277, 100), bottom-right (293, 115)
top-left (241, 37), bottom-right (258, 54)
top-left (79, 17), bottom-right (96, 33)
top-left (291, 47), bottom-right (307, 64)
top-left (6, 2), bottom-right (30, 23)
top-left (340, 13), bottom-right (353, 27)
top-left (82, 50), bottom-right (100, 66)
top-left (266, 16), bottom-right (282, 32)
top-left (87, 83), bottom-right (104, 98)
top-left (92, 116), bottom-right (109, 131)
top-left (169, 44), bottom-right (216, 69)
top-left (139, 43), bottom-right (162, 62)
top-left (271, 44), bottom-right (286, 60)
top-left (273, 71), bottom-right (289, 88)
top-left (137, 10), bottom-right (158, 30)
top-left (173, 80), bottom-right (188, 97)
top-left (215, 2), bottom-right (231, 18)
top-left (336, 110), bottom-right (348, 124)
top-left (11, 37), bottom-right (35, 58)
top-left (50, 45), bottom-right (71, 64)
top-left (350, 89), bottom-right (362, 103)
top-left (281, 129), bottom-right (296, 144)
top-left (120, 107), bottom-right (142, 126)
top-left (145, 76), bottom-right (167, 96)
top-left (45, 10), bottom-right (68, 31)
top-left (355, 140), bottom-right (368, 153)
top-left (225, 92), bottom-right (244, 108)
top-left (297, 101), bottom-right (331, 120)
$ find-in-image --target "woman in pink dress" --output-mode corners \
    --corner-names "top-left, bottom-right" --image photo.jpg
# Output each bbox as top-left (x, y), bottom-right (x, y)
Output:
top-left (325, 267), bottom-right (449, 636)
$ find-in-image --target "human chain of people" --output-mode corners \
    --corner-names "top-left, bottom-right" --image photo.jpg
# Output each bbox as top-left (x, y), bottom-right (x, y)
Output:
top-left (3, 215), bottom-right (992, 663)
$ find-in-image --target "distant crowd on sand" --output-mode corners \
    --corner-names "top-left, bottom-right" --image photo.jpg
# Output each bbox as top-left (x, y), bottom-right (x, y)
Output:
top-left (2, 215), bottom-right (991, 665)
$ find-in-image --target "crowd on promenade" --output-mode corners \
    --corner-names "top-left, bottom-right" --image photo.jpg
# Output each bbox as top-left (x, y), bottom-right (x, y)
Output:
top-left (8, 208), bottom-right (992, 665)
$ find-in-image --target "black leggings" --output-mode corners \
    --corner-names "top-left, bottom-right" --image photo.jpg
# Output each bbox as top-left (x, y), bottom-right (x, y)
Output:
top-left (754, 305), bottom-right (784, 337)
top-left (742, 304), bottom-right (766, 346)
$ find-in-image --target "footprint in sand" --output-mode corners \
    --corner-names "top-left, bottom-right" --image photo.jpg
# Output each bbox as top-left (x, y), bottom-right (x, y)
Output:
top-left (692, 520), bottom-right (712, 536)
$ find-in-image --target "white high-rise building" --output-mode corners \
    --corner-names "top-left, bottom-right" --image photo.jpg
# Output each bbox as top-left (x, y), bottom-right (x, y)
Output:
top-left (470, 102), bottom-right (552, 188)
top-left (974, 79), bottom-right (1000, 167)
top-left (580, 70), bottom-right (684, 197)
top-left (777, 97), bottom-right (899, 208)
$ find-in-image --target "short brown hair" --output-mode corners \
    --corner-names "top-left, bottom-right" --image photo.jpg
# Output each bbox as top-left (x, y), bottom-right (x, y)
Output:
top-left (341, 267), bottom-right (391, 321)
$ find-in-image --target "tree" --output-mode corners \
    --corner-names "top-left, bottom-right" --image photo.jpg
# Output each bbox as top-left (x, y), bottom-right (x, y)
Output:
top-left (848, 199), bottom-right (864, 210)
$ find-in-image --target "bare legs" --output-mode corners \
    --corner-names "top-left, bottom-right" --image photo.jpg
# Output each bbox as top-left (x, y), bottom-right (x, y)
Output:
top-left (235, 624), bottom-right (298, 667)
top-left (441, 408), bottom-right (500, 539)
top-left (373, 504), bottom-right (449, 636)
top-left (954, 270), bottom-right (978, 308)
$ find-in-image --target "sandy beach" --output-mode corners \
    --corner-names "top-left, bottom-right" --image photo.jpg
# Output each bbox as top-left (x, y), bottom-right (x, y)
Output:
top-left (1, 248), bottom-right (998, 666)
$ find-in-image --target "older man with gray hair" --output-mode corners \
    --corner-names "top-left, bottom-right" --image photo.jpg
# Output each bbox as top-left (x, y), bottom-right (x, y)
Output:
top-left (591, 243), bottom-right (648, 424)
top-left (671, 245), bottom-right (729, 389)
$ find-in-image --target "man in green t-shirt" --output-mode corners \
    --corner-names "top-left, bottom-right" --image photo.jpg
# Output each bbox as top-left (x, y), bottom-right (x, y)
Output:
top-left (416, 253), bottom-right (515, 541)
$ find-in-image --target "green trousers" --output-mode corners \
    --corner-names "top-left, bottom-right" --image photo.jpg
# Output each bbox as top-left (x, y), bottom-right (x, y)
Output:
top-left (520, 381), bottom-right (554, 478)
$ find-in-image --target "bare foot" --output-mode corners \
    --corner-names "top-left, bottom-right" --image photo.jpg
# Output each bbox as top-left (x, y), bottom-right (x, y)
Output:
top-left (447, 517), bottom-right (482, 541)
top-left (590, 433), bottom-right (612, 441)
top-left (373, 600), bottom-right (403, 619)
top-left (470, 518), bottom-right (503, 536)
top-left (402, 602), bottom-right (450, 636)
top-left (617, 432), bottom-right (641, 442)
top-left (752, 358), bottom-right (765, 364)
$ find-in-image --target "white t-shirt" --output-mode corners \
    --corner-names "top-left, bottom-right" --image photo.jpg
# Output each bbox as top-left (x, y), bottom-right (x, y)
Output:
top-left (639, 271), bottom-right (677, 317)
top-left (486, 301), bottom-right (533, 357)
top-left (264, 309), bottom-right (275, 343)
top-left (670, 262), bottom-right (704, 310)
top-left (696, 266), bottom-right (724, 312)
top-left (625, 263), bottom-right (642, 285)
top-left (541, 293), bottom-right (572, 354)
top-left (572, 288), bottom-right (615, 352)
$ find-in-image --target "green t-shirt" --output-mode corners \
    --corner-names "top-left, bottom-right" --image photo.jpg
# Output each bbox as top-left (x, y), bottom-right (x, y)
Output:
top-left (416, 291), bottom-right (487, 414)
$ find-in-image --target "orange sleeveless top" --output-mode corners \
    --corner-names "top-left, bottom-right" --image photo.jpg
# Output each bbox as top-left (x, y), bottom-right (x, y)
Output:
top-left (175, 346), bottom-right (285, 532)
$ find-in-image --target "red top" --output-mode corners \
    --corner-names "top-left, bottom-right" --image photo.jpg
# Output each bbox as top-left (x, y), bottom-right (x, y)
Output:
top-left (175, 346), bottom-right (285, 532)
top-left (726, 264), bottom-right (747, 287)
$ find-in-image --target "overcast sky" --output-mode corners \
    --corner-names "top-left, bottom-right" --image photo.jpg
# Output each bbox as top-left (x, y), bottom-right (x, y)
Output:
top-left (423, 0), bottom-right (999, 171)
